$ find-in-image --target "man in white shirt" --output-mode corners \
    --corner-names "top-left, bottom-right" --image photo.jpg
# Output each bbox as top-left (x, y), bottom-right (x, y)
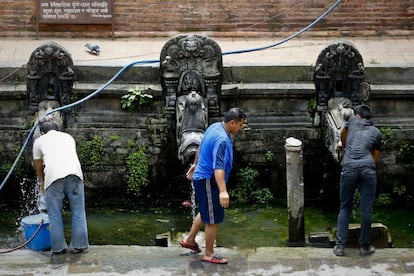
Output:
top-left (33, 121), bottom-right (89, 255)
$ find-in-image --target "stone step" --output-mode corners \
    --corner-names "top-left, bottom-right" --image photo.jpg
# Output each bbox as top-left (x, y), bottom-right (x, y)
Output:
top-left (1, 82), bottom-right (413, 131)
top-left (1, 65), bottom-right (414, 84)
top-left (2, 82), bottom-right (413, 97)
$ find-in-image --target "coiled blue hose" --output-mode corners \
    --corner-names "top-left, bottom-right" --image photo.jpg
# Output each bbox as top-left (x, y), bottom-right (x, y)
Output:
top-left (0, 0), bottom-right (342, 192)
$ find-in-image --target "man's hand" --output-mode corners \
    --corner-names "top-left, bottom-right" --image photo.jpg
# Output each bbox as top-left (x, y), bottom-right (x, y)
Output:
top-left (185, 164), bottom-right (196, 180)
top-left (219, 191), bottom-right (230, 208)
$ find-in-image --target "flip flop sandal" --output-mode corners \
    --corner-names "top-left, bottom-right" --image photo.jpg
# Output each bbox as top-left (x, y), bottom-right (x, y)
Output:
top-left (70, 248), bottom-right (86, 254)
top-left (52, 249), bottom-right (67, 255)
top-left (179, 240), bottom-right (201, 253)
top-left (201, 254), bottom-right (228, 264)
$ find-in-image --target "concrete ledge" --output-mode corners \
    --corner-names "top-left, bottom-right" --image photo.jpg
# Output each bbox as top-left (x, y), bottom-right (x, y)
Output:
top-left (1, 65), bottom-right (414, 84)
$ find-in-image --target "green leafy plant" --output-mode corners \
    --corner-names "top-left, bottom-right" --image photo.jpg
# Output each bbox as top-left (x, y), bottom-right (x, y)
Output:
top-left (369, 58), bottom-right (378, 64)
top-left (266, 150), bottom-right (274, 162)
top-left (78, 135), bottom-right (105, 168)
top-left (231, 167), bottom-right (273, 205)
top-left (379, 127), bottom-right (394, 148)
top-left (375, 193), bottom-right (392, 207)
top-left (109, 135), bottom-right (121, 141)
top-left (393, 185), bottom-right (406, 197)
top-left (307, 97), bottom-right (317, 112)
top-left (252, 188), bottom-right (274, 205)
top-left (121, 86), bottom-right (153, 112)
top-left (126, 146), bottom-right (149, 196)
top-left (398, 142), bottom-right (414, 168)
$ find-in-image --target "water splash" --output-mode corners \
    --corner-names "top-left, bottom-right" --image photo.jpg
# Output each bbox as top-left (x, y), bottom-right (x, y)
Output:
top-left (190, 181), bottom-right (196, 220)
top-left (181, 182), bottom-right (196, 220)
top-left (19, 178), bottom-right (46, 217)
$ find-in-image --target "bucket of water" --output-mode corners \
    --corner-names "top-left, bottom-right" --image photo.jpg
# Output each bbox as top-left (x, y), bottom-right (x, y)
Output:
top-left (21, 213), bottom-right (51, 250)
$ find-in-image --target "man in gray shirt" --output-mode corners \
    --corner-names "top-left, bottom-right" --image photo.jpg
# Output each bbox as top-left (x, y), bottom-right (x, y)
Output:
top-left (333, 104), bottom-right (382, 257)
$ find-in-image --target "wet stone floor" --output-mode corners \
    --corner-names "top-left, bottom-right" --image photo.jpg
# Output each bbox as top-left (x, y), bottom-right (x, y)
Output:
top-left (1, 245), bottom-right (414, 275)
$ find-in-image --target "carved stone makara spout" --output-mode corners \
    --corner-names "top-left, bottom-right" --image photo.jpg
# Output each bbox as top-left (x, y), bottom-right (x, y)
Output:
top-left (27, 42), bottom-right (74, 135)
top-left (33, 100), bottom-right (64, 141)
top-left (160, 34), bottom-right (223, 164)
top-left (323, 97), bottom-right (354, 162)
top-left (176, 91), bottom-right (207, 163)
top-left (314, 41), bottom-right (366, 163)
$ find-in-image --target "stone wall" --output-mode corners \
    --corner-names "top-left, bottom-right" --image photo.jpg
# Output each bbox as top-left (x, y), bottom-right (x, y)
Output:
top-left (1, 63), bottom-right (413, 206)
top-left (0, 0), bottom-right (413, 38)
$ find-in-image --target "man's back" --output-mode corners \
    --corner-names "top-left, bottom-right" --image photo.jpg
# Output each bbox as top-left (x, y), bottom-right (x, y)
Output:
top-left (343, 116), bottom-right (382, 167)
top-left (33, 130), bottom-right (83, 189)
top-left (193, 122), bottom-right (232, 181)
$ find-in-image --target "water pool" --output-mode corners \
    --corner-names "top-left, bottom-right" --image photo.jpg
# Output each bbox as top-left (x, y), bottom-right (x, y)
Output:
top-left (0, 205), bottom-right (412, 249)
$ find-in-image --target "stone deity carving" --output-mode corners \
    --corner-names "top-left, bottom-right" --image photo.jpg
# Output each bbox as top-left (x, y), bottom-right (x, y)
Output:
top-left (160, 34), bottom-right (222, 163)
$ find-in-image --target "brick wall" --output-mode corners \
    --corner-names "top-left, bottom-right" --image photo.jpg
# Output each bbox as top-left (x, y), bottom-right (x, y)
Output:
top-left (0, 0), bottom-right (413, 38)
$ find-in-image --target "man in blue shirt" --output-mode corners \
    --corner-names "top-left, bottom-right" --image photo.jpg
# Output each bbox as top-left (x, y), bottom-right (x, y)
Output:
top-left (333, 104), bottom-right (382, 257)
top-left (180, 107), bottom-right (247, 264)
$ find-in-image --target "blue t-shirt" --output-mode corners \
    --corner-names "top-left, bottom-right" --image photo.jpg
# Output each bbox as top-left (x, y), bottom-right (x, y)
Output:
top-left (193, 122), bottom-right (233, 182)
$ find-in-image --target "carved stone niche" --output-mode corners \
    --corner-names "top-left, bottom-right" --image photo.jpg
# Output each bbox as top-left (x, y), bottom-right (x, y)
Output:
top-left (160, 34), bottom-right (223, 123)
top-left (27, 41), bottom-right (74, 113)
top-left (160, 34), bottom-right (223, 164)
top-left (314, 41), bottom-right (364, 111)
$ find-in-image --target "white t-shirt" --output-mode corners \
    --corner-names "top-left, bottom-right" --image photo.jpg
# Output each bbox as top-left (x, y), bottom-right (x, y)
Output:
top-left (33, 130), bottom-right (83, 190)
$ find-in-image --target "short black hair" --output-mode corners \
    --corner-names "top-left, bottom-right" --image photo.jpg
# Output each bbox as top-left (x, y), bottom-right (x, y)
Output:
top-left (353, 104), bottom-right (372, 119)
top-left (39, 121), bottom-right (59, 134)
top-left (223, 107), bottom-right (247, 123)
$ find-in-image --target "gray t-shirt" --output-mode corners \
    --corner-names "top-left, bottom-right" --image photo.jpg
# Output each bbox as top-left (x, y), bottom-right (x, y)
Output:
top-left (342, 116), bottom-right (382, 168)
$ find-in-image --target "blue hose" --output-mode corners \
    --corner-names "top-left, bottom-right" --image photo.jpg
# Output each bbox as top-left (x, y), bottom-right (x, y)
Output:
top-left (0, 0), bottom-right (342, 192)
top-left (0, 59), bottom-right (158, 192)
top-left (223, 0), bottom-right (342, 55)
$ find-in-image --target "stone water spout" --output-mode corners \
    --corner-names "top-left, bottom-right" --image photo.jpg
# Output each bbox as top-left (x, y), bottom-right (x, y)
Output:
top-left (313, 41), bottom-right (368, 162)
top-left (26, 42), bottom-right (74, 212)
top-left (176, 90), bottom-right (207, 164)
top-left (323, 98), bottom-right (354, 162)
top-left (160, 34), bottom-right (223, 164)
top-left (27, 41), bottom-right (74, 134)
top-left (27, 41), bottom-right (74, 116)
top-left (33, 100), bottom-right (64, 140)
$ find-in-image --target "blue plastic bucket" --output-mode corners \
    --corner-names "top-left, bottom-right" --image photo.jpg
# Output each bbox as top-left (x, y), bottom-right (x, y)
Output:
top-left (21, 213), bottom-right (51, 250)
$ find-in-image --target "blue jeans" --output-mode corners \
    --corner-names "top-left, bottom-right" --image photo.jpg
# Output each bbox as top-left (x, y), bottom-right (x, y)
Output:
top-left (336, 165), bottom-right (377, 248)
top-left (45, 175), bottom-right (89, 252)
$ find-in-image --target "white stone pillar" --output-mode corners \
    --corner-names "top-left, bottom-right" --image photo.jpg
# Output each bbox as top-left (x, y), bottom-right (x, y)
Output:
top-left (285, 137), bottom-right (305, 246)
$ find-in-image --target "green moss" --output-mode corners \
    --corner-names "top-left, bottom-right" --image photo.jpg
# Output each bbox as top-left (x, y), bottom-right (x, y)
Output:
top-left (78, 135), bottom-right (105, 168)
top-left (126, 146), bottom-right (149, 196)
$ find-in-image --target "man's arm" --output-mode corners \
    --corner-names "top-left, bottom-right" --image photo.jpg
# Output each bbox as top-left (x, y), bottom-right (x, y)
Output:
top-left (185, 148), bottom-right (199, 180)
top-left (339, 127), bottom-right (348, 148)
top-left (33, 159), bottom-right (45, 193)
top-left (371, 149), bottom-right (380, 164)
top-left (214, 169), bottom-right (229, 208)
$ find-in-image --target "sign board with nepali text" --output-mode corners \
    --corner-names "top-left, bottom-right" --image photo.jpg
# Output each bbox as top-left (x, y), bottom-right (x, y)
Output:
top-left (36, 0), bottom-right (114, 38)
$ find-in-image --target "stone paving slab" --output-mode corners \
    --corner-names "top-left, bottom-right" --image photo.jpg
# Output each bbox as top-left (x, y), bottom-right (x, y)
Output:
top-left (1, 245), bottom-right (414, 275)
top-left (0, 36), bottom-right (413, 68)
